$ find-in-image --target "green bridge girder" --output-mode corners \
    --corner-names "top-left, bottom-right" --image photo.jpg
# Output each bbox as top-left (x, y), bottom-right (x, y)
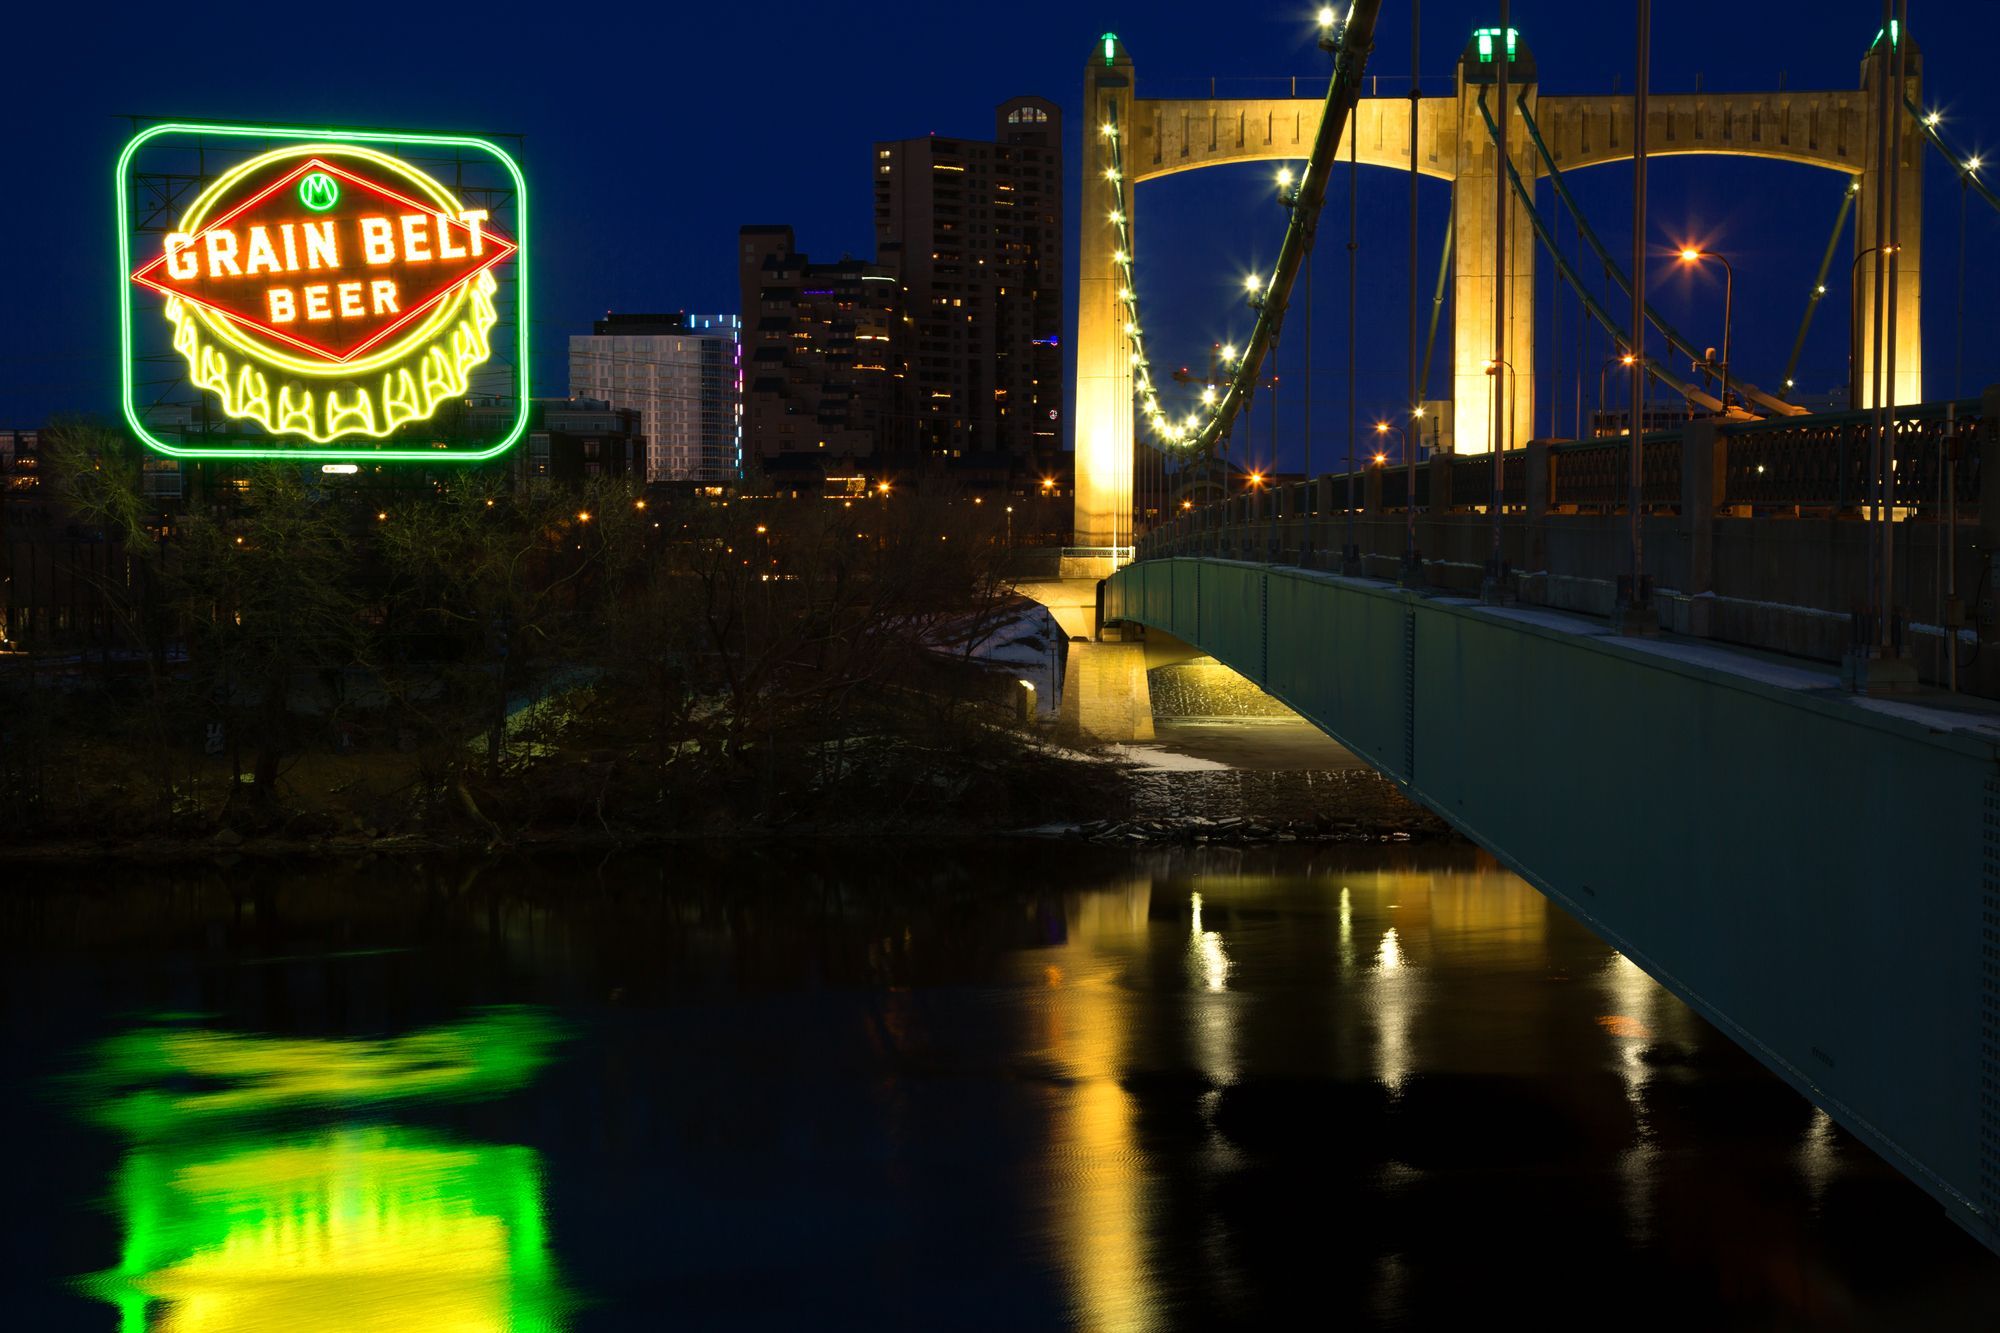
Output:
top-left (1104, 555), bottom-right (2000, 1251)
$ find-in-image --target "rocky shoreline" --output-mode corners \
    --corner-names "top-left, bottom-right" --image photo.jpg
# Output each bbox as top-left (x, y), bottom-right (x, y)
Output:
top-left (1065, 811), bottom-right (1454, 845)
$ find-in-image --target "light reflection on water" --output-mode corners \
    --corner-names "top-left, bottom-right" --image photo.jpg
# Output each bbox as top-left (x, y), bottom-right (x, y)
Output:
top-left (4, 844), bottom-right (1996, 1328)
top-left (78, 1013), bottom-right (563, 1332)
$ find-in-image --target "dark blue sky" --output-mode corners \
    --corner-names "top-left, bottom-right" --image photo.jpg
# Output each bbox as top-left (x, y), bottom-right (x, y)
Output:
top-left (7, 1), bottom-right (1996, 474)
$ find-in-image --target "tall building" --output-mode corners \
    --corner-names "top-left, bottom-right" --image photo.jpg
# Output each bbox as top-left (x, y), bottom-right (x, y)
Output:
top-left (873, 96), bottom-right (1063, 471)
top-left (738, 226), bottom-right (904, 466)
top-left (568, 313), bottom-right (742, 483)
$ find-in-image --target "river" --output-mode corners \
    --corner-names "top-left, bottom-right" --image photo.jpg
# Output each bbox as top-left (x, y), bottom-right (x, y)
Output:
top-left (4, 842), bottom-right (1995, 1329)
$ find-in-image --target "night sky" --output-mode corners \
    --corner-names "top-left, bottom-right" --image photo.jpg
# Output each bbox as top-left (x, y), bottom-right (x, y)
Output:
top-left (6, 1), bottom-right (1996, 475)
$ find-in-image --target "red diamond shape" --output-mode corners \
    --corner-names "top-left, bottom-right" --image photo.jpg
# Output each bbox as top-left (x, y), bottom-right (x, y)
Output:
top-left (131, 155), bottom-right (517, 365)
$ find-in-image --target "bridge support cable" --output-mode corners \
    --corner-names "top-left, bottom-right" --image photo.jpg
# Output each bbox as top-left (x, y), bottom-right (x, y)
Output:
top-left (1780, 184), bottom-right (1860, 400)
top-left (1417, 223), bottom-right (1452, 418)
top-left (1110, 1), bottom-right (1383, 458)
top-left (1906, 96), bottom-right (2000, 217)
top-left (1472, 95), bottom-right (1721, 414)
top-left (1505, 93), bottom-right (1807, 418)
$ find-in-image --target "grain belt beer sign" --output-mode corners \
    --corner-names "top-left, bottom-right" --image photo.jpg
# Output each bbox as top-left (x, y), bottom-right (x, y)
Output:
top-left (118, 123), bottom-right (528, 460)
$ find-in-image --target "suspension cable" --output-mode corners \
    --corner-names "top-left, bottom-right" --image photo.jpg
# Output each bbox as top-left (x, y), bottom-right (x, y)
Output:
top-left (1472, 94), bottom-right (1720, 411)
top-left (1506, 92), bottom-right (1804, 417)
top-left (1779, 182), bottom-right (1859, 400)
top-left (1106, 1), bottom-right (1383, 457)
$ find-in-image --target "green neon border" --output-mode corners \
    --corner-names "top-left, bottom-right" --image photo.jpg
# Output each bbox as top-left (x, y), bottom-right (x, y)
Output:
top-left (116, 121), bottom-right (530, 462)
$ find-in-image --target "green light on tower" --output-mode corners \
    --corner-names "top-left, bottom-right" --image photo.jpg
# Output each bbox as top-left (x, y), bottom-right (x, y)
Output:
top-left (1474, 27), bottom-right (1519, 62)
top-left (1102, 32), bottom-right (1116, 66)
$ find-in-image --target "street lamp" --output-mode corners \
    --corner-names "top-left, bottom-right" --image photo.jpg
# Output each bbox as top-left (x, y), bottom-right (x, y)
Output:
top-left (1599, 353), bottom-right (1637, 435)
top-left (1678, 247), bottom-right (1734, 417)
top-left (1848, 243), bottom-right (1898, 404)
top-left (1373, 420), bottom-right (1407, 464)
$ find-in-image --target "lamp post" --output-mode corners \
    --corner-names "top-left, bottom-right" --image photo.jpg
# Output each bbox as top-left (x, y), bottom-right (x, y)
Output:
top-left (1847, 243), bottom-right (1897, 406)
top-left (1678, 247), bottom-right (1733, 416)
top-left (1598, 353), bottom-right (1637, 435)
top-left (1373, 420), bottom-right (1407, 465)
top-left (1484, 357), bottom-right (1515, 576)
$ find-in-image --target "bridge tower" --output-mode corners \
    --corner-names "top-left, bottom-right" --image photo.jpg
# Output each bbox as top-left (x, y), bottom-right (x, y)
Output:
top-left (1076, 34), bottom-right (1137, 554)
top-left (1073, 26), bottom-right (1923, 549)
top-left (1453, 29), bottom-right (1537, 462)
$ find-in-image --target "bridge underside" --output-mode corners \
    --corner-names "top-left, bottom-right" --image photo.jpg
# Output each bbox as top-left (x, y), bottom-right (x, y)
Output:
top-left (1103, 555), bottom-right (1998, 1251)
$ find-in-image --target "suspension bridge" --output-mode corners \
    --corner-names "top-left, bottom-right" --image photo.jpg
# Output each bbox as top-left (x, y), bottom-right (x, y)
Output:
top-left (1064, 2), bottom-right (2000, 1257)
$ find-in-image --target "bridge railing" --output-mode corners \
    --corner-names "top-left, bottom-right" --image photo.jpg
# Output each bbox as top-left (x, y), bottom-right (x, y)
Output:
top-left (1135, 393), bottom-right (1998, 693)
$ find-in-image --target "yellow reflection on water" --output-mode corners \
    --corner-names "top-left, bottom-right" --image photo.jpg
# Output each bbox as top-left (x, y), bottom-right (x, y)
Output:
top-left (1035, 879), bottom-right (1156, 1333)
top-left (103, 1129), bottom-right (558, 1333)
top-left (82, 1012), bottom-right (562, 1332)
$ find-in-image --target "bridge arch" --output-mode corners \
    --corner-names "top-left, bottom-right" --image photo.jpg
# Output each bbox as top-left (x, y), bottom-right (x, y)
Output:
top-left (1073, 29), bottom-right (1923, 550)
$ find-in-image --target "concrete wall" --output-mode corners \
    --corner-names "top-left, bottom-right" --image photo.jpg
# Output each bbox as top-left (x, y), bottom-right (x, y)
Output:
top-left (1104, 555), bottom-right (2000, 1250)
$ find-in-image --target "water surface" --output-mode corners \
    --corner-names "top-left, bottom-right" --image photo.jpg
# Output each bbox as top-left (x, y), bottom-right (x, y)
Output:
top-left (4, 842), bottom-right (1995, 1328)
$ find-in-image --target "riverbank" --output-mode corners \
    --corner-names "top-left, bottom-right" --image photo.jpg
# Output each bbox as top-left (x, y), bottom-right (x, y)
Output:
top-left (0, 720), bottom-right (1456, 865)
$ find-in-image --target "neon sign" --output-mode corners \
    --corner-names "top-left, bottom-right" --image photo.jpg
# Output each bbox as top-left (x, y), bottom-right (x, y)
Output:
top-left (118, 123), bottom-right (529, 460)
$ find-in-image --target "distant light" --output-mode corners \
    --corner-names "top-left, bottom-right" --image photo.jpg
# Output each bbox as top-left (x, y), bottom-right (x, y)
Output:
top-left (1816, 284), bottom-right (1827, 294)
top-left (1620, 354), bottom-right (1637, 366)
top-left (1221, 343), bottom-right (1238, 360)
top-left (577, 511), bottom-right (591, 522)
top-left (1374, 421), bottom-right (1389, 434)
top-left (320, 463), bottom-right (358, 474)
top-left (375, 511), bottom-right (387, 521)
top-left (1201, 386), bottom-right (1218, 405)
top-left (1276, 167), bottom-right (1294, 188)
top-left (1412, 405), bottom-right (1426, 418)
top-left (1679, 247), bottom-right (1702, 262)
top-left (1108, 209), bottom-right (1124, 224)
top-left (1317, 6), bottom-right (1336, 26)
top-left (1244, 274), bottom-right (1263, 292)
top-left (1373, 452), bottom-right (1388, 465)
top-left (1925, 111), bottom-right (1942, 127)
top-left (1970, 156), bottom-right (1985, 173)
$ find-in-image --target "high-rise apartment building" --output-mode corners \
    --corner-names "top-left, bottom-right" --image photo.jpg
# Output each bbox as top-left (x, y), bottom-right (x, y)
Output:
top-left (873, 97), bottom-right (1063, 471)
top-left (568, 313), bottom-right (742, 483)
top-left (738, 226), bottom-right (904, 464)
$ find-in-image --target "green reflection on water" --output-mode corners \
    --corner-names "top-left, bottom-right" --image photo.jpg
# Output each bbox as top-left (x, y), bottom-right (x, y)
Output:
top-left (80, 1009), bottom-right (563, 1332)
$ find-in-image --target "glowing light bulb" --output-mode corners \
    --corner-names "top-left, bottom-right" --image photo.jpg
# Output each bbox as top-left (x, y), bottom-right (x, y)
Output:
top-left (1374, 421), bottom-right (1389, 434)
top-left (1221, 343), bottom-right (1237, 361)
top-left (1317, 5), bottom-right (1337, 26)
top-left (1113, 249), bottom-right (1129, 264)
top-left (1276, 167), bottom-right (1294, 188)
top-left (1969, 156), bottom-right (1984, 172)
top-left (1100, 123), bottom-right (1117, 137)
top-left (1104, 167), bottom-right (1121, 181)
top-left (1679, 247), bottom-right (1702, 262)
top-left (1926, 111), bottom-right (1941, 127)
top-left (1244, 274), bottom-right (1263, 292)
top-left (1108, 209), bottom-right (1124, 223)
top-left (1201, 386), bottom-right (1218, 405)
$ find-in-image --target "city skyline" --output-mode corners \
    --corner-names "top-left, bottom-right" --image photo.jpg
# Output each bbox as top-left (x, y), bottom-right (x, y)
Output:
top-left (7, 2), bottom-right (2000, 478)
